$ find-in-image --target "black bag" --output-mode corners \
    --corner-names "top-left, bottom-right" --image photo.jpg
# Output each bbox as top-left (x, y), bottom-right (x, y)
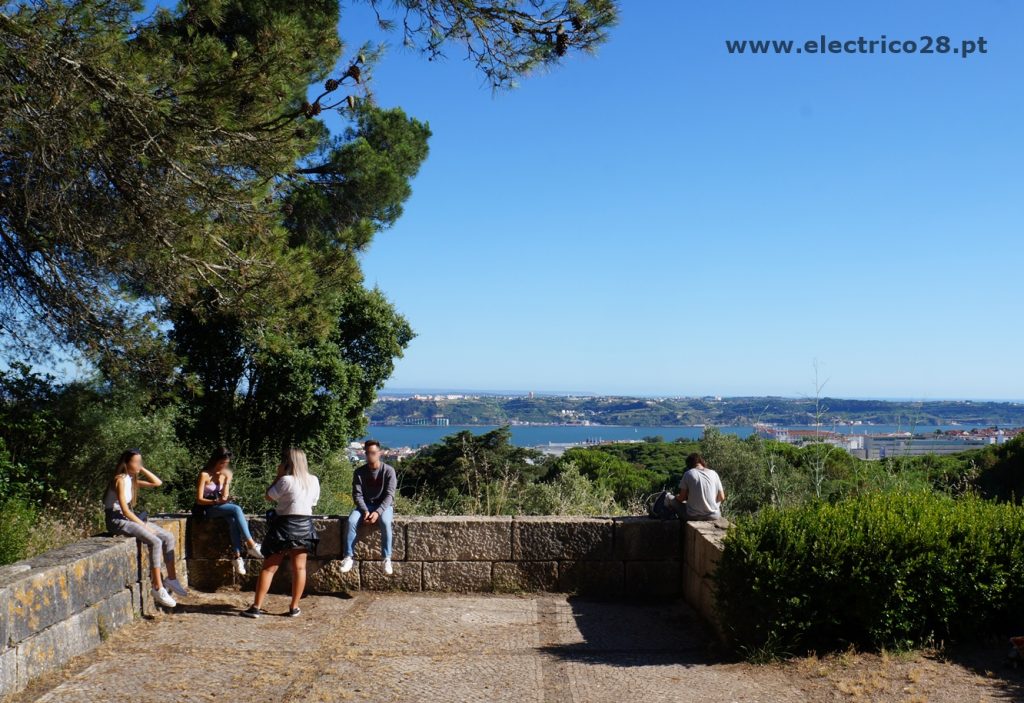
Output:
top-left (646, 491), bottom-right (679, 520)
top-left (105, 508), bottom-right (147, 522)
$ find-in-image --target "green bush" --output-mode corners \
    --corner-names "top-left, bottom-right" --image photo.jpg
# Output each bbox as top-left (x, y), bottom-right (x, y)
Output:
top-left (56, 390), bottom-right (193, 514)
top-left (394, 461), bottom-right (620, 516)
top-left (0, 497), bottom-right (36, 565)
top-left (0, 496), bottom-right (108, 566)
top-left (715, 490), bottom-right (1024, 657)
top-left (552, 448), bottom-right (666, 505)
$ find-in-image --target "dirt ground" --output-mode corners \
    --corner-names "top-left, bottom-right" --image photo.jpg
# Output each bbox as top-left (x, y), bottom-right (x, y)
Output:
top-left (6, 589), bottom-right (1024, 703)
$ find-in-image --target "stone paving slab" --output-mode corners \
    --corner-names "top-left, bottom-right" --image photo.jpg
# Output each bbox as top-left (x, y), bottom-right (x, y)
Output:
top-left (8, 591), bottom-right (1022, 703)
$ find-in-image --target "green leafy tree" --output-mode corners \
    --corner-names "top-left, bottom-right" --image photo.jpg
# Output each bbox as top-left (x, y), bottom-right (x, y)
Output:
top-left (552, 447), bottom-right (666, 504)
top-left (699, 427), bottom-right (771, 515)
top-left (1, 0), bottom-right (618, 505)
top-left (1, 0), bottom-right (617, 373)
top-left (398, 427), bottom-right (546, 513)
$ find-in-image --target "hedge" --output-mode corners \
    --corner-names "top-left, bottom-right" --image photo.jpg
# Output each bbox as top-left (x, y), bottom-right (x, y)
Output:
top-left (715, 490), bottom-right (1024, 655)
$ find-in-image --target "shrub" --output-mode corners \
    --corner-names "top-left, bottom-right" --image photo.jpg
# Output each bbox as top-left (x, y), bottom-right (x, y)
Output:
top-left (52, 385), bottom-right (193, 513)
top-left (0, 496), bottom-right (107, 566)
top-left (517, 462), bottom-right (619, 516)
top-left (0, 497), bottom-right (36, 565)
top-left (714, 490), bottom-right (1024, 657)
top-left (552, 448), bottom-right (665, 505)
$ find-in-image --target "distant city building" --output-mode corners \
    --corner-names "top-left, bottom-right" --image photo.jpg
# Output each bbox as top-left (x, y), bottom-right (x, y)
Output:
top-left (753, 423), bottom-right (1020, 460)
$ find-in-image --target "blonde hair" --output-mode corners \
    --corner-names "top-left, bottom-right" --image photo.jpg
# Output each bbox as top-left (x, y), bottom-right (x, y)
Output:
top-left (281, 447), bottom-right (312, 490)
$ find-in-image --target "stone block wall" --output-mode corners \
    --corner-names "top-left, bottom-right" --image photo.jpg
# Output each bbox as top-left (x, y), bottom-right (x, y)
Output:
top-left (0, 517), bottom-right (187, 699)
top-left (186, 514), bottom-right (684, 597)
top-left (681, 518), bottom-right (728, 638)
top-left (2, 514), bottom-right (731, 699)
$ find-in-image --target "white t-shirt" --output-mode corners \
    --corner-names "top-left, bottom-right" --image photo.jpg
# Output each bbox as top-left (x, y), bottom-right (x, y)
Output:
top-left (267, 474), bottom-right (321, 516)
top-left (679, 467), bottom-right (724, 518)
top-left (104, 475), bottom-right (133, 510)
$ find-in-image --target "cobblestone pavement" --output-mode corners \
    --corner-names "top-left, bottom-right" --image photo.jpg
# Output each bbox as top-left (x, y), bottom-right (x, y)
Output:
top-left (6, 590), bottom-right (1022, 703)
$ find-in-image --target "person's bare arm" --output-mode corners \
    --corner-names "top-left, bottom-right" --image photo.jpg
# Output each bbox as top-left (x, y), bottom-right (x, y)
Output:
top-left (196, 471), bottom-right (220, 506)
top-left (136, 466), bottom-right (162, 488)
top-left (266, 466), bottom-right (285, 503)
top-left (220, 469), bottom-right (233, 501)
top-left (116, 477), bottom-right (146, 526)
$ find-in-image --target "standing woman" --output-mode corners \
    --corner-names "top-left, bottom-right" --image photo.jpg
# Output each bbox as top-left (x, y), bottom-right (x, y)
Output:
top-left (194, 446), bottom-right (263, 575)
top-left (104, 449), bottom-right (187, 608)
top-left (241, 448), bottom-right (320, 618)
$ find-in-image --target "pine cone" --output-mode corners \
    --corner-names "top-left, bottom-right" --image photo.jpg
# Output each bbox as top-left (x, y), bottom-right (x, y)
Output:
top-left (325, 78), bottom-right (340, 92)
top-left (556, 33), bottom-right (569, 56)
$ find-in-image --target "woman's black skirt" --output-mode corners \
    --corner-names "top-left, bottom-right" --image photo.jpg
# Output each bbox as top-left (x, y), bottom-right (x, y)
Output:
top-left (262, 514), bottom-right (319, 558)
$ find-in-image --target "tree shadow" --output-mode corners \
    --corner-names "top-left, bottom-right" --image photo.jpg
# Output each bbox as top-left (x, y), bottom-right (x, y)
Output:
top-left (932, 638), bottom-right (1024, 701)
top-left (175, 600), bottom-right (249, 617)
top-left (306, 589), bottom-right (355, 599)
top-left (537, 596), bottom-right (723, 668)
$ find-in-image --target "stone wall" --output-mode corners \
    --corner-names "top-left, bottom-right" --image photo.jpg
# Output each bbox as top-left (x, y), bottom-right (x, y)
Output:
top-left (0, 517), bottom-right (187, 700)
top-left (1, 514), bottom-right (730, 699)
top-left (186, 515), bottom-right (684, 597)
top-left (681, 518), bottom-right (728, 638)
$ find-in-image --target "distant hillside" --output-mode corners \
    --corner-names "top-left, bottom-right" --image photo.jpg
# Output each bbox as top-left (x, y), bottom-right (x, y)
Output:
top-left (367, 395), bottom-right (1024, 427)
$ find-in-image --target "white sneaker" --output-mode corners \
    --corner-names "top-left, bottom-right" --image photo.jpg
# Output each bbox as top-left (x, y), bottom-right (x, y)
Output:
top-left (339, 556), bottom-right (354, 573)
top-left (246, 542), bottom-right (264, 559)
top-left (152, 587), bottom-right (177, 608)
top-left (383, 558), bottom-right (393, 576)
top-left (233, 557), bottom-right (247, 576)
top-left (164, 578), bottom-right (188, 597)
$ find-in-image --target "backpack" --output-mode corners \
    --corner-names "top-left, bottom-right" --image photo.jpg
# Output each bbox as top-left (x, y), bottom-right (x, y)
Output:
top-left (646, 490), bottom-right (679, 520)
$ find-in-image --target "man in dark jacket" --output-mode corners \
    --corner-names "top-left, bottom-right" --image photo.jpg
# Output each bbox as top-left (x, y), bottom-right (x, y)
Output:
top-left (340, 439), bottom-right (398, 575)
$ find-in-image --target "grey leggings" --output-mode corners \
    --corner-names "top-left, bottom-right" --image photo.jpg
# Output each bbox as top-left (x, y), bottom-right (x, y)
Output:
top-left (108, 518), bottom-right (176, 571)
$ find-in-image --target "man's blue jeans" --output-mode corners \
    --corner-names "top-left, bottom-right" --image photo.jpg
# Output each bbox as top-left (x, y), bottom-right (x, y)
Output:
top-left (205, 502), bottom-right (254, 554)
top-left (345, 504), bottom-right (393, 558)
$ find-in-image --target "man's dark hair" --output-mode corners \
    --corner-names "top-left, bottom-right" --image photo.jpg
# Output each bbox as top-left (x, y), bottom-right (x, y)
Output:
top-left (686, 452), bottom-right (705, 469)
top-left (364, 439), bottom-right (381, 451)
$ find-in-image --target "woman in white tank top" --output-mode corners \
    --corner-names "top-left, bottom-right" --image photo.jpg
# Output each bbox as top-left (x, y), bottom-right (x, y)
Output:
top-left (104, 449), bottom-right (187, 608)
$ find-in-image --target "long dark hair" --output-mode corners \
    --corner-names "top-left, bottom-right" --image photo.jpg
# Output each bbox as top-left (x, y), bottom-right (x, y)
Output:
top-left (108, 449), bottom-right (140, 508)
top-left (203, 446), bottom-right (233, 474)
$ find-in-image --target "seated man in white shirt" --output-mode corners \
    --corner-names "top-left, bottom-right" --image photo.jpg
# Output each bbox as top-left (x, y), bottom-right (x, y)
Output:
top-left (676, 452), bottom-right (725, 521)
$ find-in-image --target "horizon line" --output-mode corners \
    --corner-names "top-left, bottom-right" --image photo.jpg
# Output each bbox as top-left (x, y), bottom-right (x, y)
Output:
top-left (379, 388), bottom-right (1024, 404)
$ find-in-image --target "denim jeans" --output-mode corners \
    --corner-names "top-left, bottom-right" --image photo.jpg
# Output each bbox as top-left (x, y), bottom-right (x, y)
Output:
top-left (204, 502), bottom-right (254, 554)
top-left (345, 504), bottom-right (393, 558)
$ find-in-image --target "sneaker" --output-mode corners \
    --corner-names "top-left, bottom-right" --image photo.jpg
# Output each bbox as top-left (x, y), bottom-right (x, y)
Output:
top-left (288, 607), bottom-right (301, 617)
top-left (383, 558), bottom-right (393, 575)
top-left (233, 557), bottom-right (247, 576)
top-left (339, 556), bottom-right (354, 573)
top-left (246, 542), bottom-right (264, 559)
top-left (164, 578), bottom-right (188, 597)
top-left (152, 587), bottom-right (177, 608)
top-left (240, 605), bottom-right (262, 618)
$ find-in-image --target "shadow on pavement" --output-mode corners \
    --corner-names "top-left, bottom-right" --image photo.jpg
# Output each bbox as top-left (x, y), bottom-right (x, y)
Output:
top-left (539, 596), bottom-right (722, 668)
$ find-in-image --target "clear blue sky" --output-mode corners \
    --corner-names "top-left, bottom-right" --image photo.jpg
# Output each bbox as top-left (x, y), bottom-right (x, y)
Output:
top-left (321, 1), bottom-right (1022, 400)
